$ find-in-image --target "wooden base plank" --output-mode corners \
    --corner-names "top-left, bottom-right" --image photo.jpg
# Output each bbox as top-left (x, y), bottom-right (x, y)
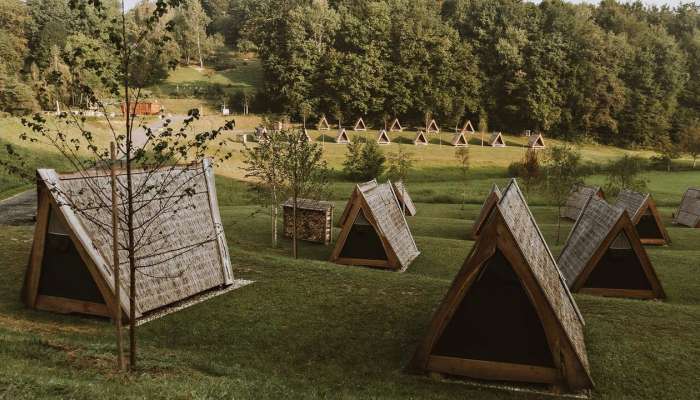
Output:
top-left (426, 355), bottom-right (559, 384)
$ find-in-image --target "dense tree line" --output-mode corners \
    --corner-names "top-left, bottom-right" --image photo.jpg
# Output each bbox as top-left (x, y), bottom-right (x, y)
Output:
top-left (223, 0), bottom-right (700, 148)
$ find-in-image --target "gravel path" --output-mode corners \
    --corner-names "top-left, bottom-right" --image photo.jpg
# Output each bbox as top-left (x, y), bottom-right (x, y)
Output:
top-left (0, 190), bottom-right (36, 225)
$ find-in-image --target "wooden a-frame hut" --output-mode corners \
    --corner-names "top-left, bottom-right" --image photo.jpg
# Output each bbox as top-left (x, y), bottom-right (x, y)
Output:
top-left (558, 195), bottom-right (665, 299)
top-left (451, 132), bottom-right (468, 147)
top-left (458, 120), bottom-right (475, 135)
top-left (353, 117), bottom-right (367, 131)
top-left (22, 161), bottom-right (248, 324)
top-left (409, 180), bottom-right (593, 392)
top-left (528, 133), bottom-right (545, 149)
top-left (674, 187), bottom-right (700, 228)
top-left (302, 128), bottom-right (312, 142)
top-left (489, 132), bottom-right (506, 147)
top-left (391, 180), bottom-right (416, 216)
top-left (336, 128), bottom-right (350, 144)
top-left (414, 130), bottom-right (428, 145)
top-left (561, 185), bottom-right (605, 221)
top-left (615, 189), bottom-right (670, 245)
top-left (471, 184), bottom-right (501, 239)
top-left (377, 129), bottom-right (391, 145)
top-left (330, 180), bottom-right (419, 271)
top-left (317, 115), bottom-right (330, 130)
top-left (389, 118), bottom-right (403, 132)
top-left (426, 119), bottom-right (439, 134)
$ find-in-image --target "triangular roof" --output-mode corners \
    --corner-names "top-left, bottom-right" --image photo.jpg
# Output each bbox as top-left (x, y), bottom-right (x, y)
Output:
top-left (426, 119), bottom-right (439, 133)
top-left (23, 161), bottom-right (242, 324)
top-left (615, 189), bottom-right (670, 245)
top-left (558, 195), bottom-right (665, 299)
top-left (336, 128), bottom-right (350, 144)
top-left (331, 180), bottom-right (419, 271)
top-left (389, 118), bottom-right (403, 132)
top-left (459, 120), bottom-right (475, 134)
top-left (409, 180), bottom-right (592, 391)
top-left (528, 133), bottom-right (545, 149)
top-left (471, 184), bottom-right (501, 239)
top-left (561, 185), bottom-right (605, 221)
top-left (377, 129), bottom-right (391, 145)
top-left (489, 132), bottom-right (506, 147)
top-left (674, 187), bottom-right (700, 228)
top-left (353, 117), bottom-right (367, 131)
top-left (414, 130), bottom-right (428, 145)
top-left (318, 115), bottom-right (330, 130)
top-left (451, 132), bottom-right (468, 147)
top-left (391, 180), bottom-right (416, 216)
top-left (302, 128), bottom-right (312, 142)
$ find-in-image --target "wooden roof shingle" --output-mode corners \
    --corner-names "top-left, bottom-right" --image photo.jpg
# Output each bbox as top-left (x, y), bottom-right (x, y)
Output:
top-left (674, 187), bottom-right (700, 228)
top-left (561, 185), bottom-right (604, 221)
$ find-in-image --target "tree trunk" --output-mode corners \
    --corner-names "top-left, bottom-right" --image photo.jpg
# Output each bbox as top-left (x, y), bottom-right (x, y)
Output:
top-left (693, 157), bottom-right (697, 168)
top-left (272, 184), bottom-right (278, 248)
top-left (292, 194), bottom-right (298, 259)
top-left (110, 142), bottom-right (124, 371)
top-left (196, 30), bottom-right (204, 70)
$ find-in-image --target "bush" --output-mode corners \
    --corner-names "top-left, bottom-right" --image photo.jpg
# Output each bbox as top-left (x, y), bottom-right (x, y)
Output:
top-left (604, 155), bottom-right (648, 196)
top-left (507, 160), bottom-right (524, 178)
top-left (342, 136), bottom-right (386, 181)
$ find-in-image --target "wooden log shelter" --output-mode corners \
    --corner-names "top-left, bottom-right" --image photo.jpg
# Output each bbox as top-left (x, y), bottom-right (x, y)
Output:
top-left (336, 128), bottom-right (350, 144)
top-left (22, 160), bottom-right (244, 324)
top-left (120, 101), bottom-right (161, 116)
top-left (471, 184), bottom-right (501, 239)
top-left (674, 187), bottom-right (700, 228)
top-left (330, 180), bottom-right (420, 271)
top-left (615, 189), bottom-right (670, 245)
top-left (528, 133), bottom-right (546, 149)
top-left (377, 129), bottom-right (391, 145)
top-left (414, 131), bottom-right (428, 145)
top-left (282, 198), bottom-right (334, 245)
top-left (558, 195), bottom-right (665, 299)
top-left (353, 117), bottom-right (367, 131)
top-left (409, 180), bottom-right (593, 392)
top-left (489, 132), bottom-right (506, 147)
top-left (391, 180), bottom-right (416, 216)
top-left (561, 185), bottom-right (605, 221)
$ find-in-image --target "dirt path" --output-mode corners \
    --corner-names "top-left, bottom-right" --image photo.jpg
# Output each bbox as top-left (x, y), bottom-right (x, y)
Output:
top-left (0, 190), bottom-right (36, 225)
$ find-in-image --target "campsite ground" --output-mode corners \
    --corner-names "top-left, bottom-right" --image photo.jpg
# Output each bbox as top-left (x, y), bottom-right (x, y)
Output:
top-left (0, 128), bottom-right (699, 398)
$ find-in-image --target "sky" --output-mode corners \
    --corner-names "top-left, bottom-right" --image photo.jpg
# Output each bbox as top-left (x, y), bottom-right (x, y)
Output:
top-left (122, 0), bottom-right (696, 11)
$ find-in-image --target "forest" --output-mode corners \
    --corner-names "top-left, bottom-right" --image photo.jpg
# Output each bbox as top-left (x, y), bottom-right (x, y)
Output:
top-left (1, 0), bottom-right (700, 149)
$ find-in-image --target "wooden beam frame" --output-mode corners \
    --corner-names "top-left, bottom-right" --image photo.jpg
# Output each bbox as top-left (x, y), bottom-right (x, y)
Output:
top-left (471, 189), bottom-right (500, 239)
top-left (631, 198), bottom-right (671, 245)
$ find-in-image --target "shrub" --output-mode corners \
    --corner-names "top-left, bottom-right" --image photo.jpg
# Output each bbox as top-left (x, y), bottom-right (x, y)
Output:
top-left (343, 136), bottom-right (385, 181)
top-left (604, 155), bottom-right (648, 196)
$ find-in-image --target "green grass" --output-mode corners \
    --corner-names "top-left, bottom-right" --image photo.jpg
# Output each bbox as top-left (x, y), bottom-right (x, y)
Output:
top-left (152, 60), bottom-right (263, 97)
top-left (1, 170), bottom-right (699, 399)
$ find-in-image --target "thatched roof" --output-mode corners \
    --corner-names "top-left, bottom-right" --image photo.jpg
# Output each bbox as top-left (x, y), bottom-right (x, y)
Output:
top-left (558, 195), bottom-right (625, 287)
top-left (391, 180), bottom-right (416, 216)
top-left (528, 133), bottom-right (545, 148)
top-left (616, 189), bottom-right (648, 219)
top-left (675, 187), bottom-right (700, 227)
top-left (28, 160), bottom-right (239, 322)
top-left (282, 198), bottom-right (333, 212)
top-left (332, 179), bottom-right (419, 270)
top-left (561, 185), bottom-right (604, 221)
top-left (497, 180), bottom-right (589, 369)
top-left (471, 183), bottom-right (501, 238)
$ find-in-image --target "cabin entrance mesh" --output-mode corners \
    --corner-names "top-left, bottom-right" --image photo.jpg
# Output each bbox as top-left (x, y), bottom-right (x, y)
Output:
top-left (433, 249), bottom-right (554, 368)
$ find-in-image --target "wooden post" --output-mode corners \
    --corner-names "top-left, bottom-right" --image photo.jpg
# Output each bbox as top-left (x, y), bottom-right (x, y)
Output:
top-left (111, 142), bottom-right (124, 370)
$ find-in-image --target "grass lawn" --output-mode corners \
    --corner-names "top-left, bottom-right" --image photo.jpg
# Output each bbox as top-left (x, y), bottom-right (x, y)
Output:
top-left (1, 168), bottom-right (699, 398)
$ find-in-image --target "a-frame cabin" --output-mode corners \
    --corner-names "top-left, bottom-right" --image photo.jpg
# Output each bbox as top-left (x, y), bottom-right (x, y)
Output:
top-left (528, 133), bottom-right (545, 149)
top-left (318, 115), bottom-right (330, 130)
top-left (377, 129), bottom-right (391, 145)
top-left (409, 180), bottom-right (593, 392)
top-left (451, 132), bottom-right (468, 147)
top-left (353, 117), bottom-right (367, 131)
top-left (674, 187), bottom-right (700, 228)
top-left (470, 184), bottom-right (501, 239)
top-left (336, 128), bottom-right (350, 144)
top-left (616, 190), bottom-right (670, 245)
top-left (426, 119), bottom-right (439, 134)
top-left (389, 118), bottom-right (403, 132)
top-left (561, 185), bottom-right (605, 221)
top-left (458, 120), bottom-right (475, 135)
top-left (489, 132), bottom-right (506, 147)
top-left (301, 128), bottom-right (312, 142)
top-left (391, 180), bottom-right (416, 216)
top-left (330, 180), bottom-right (420, 271)
top-left (558, 195), bottom-right (665, 299)
top-left (22, 161), bottom-right (244, 324)
top-left (414, 131), bottom-right (428, 145)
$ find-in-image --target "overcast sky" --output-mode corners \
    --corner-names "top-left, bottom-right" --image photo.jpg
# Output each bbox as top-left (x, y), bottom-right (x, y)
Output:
top-left (122, 0), bottom-right (696, 11)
